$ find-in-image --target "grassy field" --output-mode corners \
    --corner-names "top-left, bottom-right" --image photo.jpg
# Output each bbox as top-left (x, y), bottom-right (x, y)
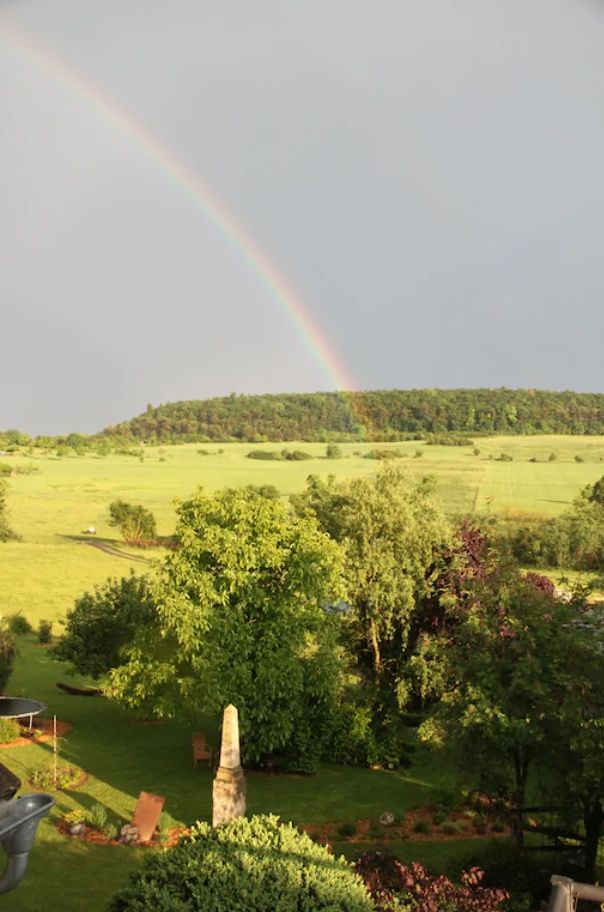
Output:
top-left (2, 435), bottom-right (604, 626)
top-left (2, 640), bottom-right (487, 912)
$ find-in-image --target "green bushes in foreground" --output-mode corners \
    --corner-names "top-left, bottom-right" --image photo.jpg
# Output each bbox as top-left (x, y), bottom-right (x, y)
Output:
top-left (108, 815), bottom-right (374, 912)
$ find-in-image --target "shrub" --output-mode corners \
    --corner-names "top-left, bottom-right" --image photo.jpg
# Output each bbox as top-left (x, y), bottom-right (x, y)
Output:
top-left (549, 452), bottom-right (557, 462)
top-left (496, 453), bottom-right (513, 462)
top-left (326, 444), bottom-right (342, 459)
top-left (0, 624), bottom-right (16, 691)
top-left (442, 822), bottom-right (461, 835)
top-left (338, 821), bottom-right (358, 838)
top-left (368, 824), bottom-right (386, 840)
top-left (63, 808), bottom-right (87, 827)
top-left (247, 450), bottom-right (284, 460)
top-left (52, 573), bottom-right (156, 679)
top-left (356, 856), bottom-right (509, 912)
top-left (0, 718), bottom-right (20, 744)
top-left (364, 449), bottom-right (404, 461)
top-left (575, 455), bottom-right (585, 463)
top-left (6, 613), bottom-right (32, 635)
top-left (30, 762), bottom-right (82, 790)
top-left (108, 814), bottom-right (374, 912)
top-left (432, 784), bottom-right (458, 808)
top-left (104, 822), bottom-right (120, 841)
top-left (108, 499), bottom-right (157, 545)
top-left (87, 802), bottom-right (108, 830)
top-left (412, 820), bottom-right (432, 835)
top-left (37, 620), bottom-right (53, 644)
top-left (432, 811), bottom-right (447, 825)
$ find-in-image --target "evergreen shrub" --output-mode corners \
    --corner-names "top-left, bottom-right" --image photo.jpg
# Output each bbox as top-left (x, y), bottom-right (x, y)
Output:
top-left (108, 814), bottom-right (375, 912)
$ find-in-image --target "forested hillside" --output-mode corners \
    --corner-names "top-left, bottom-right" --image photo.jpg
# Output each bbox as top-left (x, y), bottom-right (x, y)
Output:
top-left (101, 388), bottom-right (604, 442)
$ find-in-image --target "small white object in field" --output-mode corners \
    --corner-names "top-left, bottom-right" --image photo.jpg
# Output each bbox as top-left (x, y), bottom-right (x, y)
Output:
top-left (85, 526), bottom-right (96, 534)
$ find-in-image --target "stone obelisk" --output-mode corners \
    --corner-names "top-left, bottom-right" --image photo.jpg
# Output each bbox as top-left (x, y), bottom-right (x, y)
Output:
top-left (212, 704), bottom-right (246, 827)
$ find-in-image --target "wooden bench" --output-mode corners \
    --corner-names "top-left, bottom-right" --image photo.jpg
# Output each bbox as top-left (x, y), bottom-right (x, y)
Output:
top-left (192, 732), bottom-right (213, 768)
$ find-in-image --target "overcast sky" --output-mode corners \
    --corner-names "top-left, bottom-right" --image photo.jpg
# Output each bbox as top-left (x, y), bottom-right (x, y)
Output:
top-left (2, 0), bottom-right (604, 434)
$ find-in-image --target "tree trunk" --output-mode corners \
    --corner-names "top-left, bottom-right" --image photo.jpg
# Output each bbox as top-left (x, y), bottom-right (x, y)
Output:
top-left (368, 617), bottom-right (382, 679)
top-left (512, 750), bottom-right (529, 847)
top-left (583, 799), bottom-right (603, 880)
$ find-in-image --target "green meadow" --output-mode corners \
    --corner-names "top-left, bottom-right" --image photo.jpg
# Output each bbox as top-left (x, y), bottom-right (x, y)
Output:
top-left (3, 436), bottom-right (604, 626)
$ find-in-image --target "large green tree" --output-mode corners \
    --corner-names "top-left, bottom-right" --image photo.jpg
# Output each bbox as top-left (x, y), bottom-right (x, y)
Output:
top-left (108, 487), bottom-right (345, 763)
top-left (292, 467), bottom-right (452, 710)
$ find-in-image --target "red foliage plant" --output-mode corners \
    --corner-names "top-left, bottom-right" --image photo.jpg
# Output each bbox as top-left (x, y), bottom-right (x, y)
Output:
top-left (356, 853), bottom-right (509, 912)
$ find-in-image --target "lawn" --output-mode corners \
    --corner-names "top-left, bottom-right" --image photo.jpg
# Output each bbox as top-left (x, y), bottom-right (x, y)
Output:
top-left (3, 436), bottom-right (604, 627)
top-left (2, 640), bottom-right (479, 911)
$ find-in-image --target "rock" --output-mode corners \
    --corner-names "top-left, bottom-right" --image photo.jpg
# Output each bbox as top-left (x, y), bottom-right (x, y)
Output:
top-left (70, 823), bottom-right (86, 836)
top-left (378, 812), bottom-right (395, 827)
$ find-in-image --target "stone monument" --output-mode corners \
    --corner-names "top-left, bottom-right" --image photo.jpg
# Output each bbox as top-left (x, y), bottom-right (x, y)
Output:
top-left (212, 704), bottom-right (246, 827)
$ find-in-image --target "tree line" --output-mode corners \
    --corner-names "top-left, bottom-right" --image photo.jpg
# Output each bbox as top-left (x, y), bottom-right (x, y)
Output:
top-left (102, 389), bottom-right (604, 442)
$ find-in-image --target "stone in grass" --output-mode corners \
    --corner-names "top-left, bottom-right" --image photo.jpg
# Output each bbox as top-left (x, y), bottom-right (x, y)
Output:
top-left (119, 825), bottom-right (140, 844)
top-left (69, 823), bottom-right (86, 836)
top-left (378, 812), bottom-right (395, 827)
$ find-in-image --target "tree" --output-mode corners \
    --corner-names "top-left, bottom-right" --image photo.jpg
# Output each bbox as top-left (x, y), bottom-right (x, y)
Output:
top-left (292, 467), bottom-right (451, 710)
top-left (107, 487), bottom-right (345, 763)
top-left (0, 480), bottom-right (17, 542)
top-left (52, 574), bottom-right (156, 679)
top-left (109, 815), bottom-right (374, 912)
top-left (417, 566), bottom-right (580, 846)
top-left (108, 500), bottom-right (156, 545)
top-left (326, 443), bottom-right (342, 459)
top-left (587, 474), bottom-right (604, 507)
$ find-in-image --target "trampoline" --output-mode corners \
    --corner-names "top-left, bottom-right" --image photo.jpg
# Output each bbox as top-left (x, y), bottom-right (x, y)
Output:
top-left (0, 698), bottom-right (46, 732)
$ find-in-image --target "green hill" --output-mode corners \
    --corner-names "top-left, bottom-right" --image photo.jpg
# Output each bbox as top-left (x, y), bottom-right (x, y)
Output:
top-left (101, 388), bottom-right (604, 443)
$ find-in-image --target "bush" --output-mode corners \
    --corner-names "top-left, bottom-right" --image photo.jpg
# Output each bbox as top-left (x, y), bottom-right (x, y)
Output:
top-left (6, 613), bottom-right (32, 635)
top-left (247, 450), bottom-right (283, 460)
top-left (359, 855), bottom-right (509, 912)
top-left (412, 820), bottom-right (432, 835)
top-left (108, 814), bottom-right (374, 912)
top-left (0, 718), bottom-right (21, 744)
top-left (338, 821), bottom-right (358, 838)
top-left (364, 449), bottom-right (404, 461)
top-left (432, 810), bottom-right (447, 825)
top-left (52, 574), bottom-right (156, 679)
top-left (30, 762), bottom-right (82, 790)
top-left (87, 802), bottom-right (108, 830)
top-left (0, 625), bottom-right (16, 691)
top-left (63, 808), bottom-right (87, 827)
top-left (549, 452), bottom-right (557, 462)
top-left (108, 499), bottom-right (157, 545)
top-left (326, 444), bottom-right (342, 459)
top-left (37, 620), bottom-right (53, 644)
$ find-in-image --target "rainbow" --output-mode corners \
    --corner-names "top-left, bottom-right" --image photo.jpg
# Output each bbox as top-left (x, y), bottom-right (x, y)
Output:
top-left (0, 18), bottom-right (358, 398)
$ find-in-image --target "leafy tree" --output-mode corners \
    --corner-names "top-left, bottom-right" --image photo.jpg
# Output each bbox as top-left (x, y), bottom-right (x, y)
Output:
top-left (107, 487), bottom-right (345, 763)
top-left (109, 815), bottom-right (374, 912)
top-left (292, 467), bottom-right (451, 711)
top-left (588, 474), bottom-right (604, 507)
top-left (0, 480), bottom-right (17, 542)
top-left (326, 443), bottom-right (342, 458)
top-left (52, 574), bottom-right (156, 679)
top-left (108, 499), bottom-right (157, 545)
top-left (534, 597), bottom-right (604, 877)
top-left (417, 566), bottom-right (579, 846)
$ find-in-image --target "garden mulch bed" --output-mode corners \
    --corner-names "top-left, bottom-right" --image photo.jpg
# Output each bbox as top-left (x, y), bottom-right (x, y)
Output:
top-left (56, 821), bottom-right (189, 848)
top-left (0, 719), bottom-right (72, 749)
top-left (300, 805), bottom-right (511, 846)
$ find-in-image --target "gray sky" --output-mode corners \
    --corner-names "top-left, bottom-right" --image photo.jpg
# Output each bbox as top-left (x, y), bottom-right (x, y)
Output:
top-left (2, 0), bottom-right (604, 434)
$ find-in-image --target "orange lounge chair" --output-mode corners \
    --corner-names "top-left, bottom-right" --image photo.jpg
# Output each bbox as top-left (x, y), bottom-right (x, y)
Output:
top-left (192, 731), bottom-right (213, 768)
top-left (132, 790), bottom-right (165, 843)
